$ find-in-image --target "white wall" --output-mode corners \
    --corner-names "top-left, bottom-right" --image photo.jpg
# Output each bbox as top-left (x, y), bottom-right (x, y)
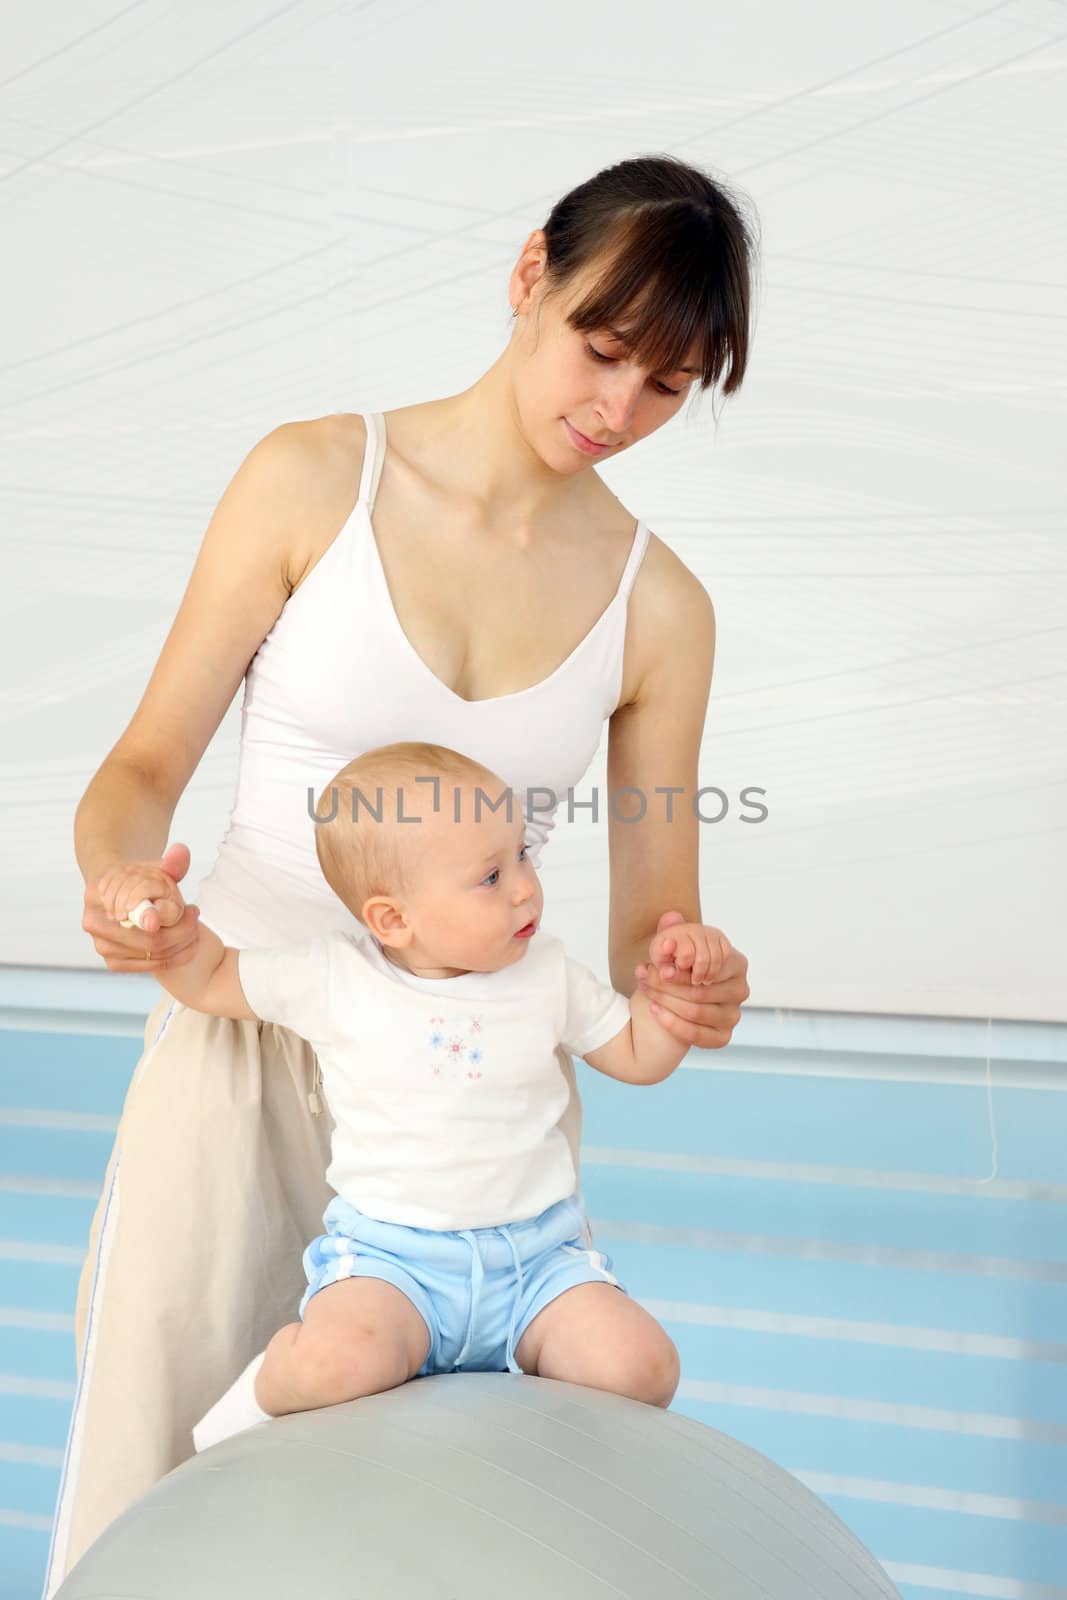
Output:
top-left (3, 1), bottom-right (1064, 1017)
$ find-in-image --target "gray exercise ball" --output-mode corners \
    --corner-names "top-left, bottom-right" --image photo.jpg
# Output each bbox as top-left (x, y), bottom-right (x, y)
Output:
top-left (56, 1373), bottom-right (900, 1599)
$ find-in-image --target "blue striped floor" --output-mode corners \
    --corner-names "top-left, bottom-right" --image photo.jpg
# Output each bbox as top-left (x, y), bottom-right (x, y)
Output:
top-left (0, 987), bottom-right (1064, 1600)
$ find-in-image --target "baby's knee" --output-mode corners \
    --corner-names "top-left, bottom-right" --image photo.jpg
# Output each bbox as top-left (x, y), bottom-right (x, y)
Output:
top-left (645, 1336), bottom-right (682, 1408)
top-left (292, 1322), bottom-right (410, 1407)
top-left (607, 1331), bottom-right (681, 1409)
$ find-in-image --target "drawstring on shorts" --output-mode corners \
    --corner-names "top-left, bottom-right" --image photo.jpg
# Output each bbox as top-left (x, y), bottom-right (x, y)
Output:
top-left (453, 1226), bottom-right (525, 1374)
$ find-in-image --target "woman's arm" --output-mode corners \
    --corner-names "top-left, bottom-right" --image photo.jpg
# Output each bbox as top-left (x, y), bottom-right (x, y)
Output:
top-left (606, 551), bottom-right (714, 995)
top-left (76, 758), bottom-right (182, 897)
top-left (78, 417), bottom-right (365, 972)
top-left (605, 546), bottom-right (749, 1047)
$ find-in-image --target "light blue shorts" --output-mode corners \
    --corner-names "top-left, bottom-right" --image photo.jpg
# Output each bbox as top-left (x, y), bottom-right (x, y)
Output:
top-left (299, 1190), bottom-right (626, 1377)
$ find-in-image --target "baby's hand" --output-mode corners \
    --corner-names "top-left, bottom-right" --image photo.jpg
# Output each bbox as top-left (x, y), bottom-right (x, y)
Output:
top-left (647, 915), bottom-right (727, 986)
top-left (96, 861), bottom-right (186, 937)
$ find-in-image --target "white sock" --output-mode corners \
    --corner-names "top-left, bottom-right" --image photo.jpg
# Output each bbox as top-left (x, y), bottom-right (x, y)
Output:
top-left (192, 1351), bottom-right (272, 1453)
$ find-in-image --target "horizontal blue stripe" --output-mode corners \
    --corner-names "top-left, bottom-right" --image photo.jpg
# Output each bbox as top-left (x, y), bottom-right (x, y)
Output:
top-left (582, 1165), bottom-right (1067, 1262)
top-left (0, 1027), bottom-right (140, 1114)
top-left (680, 1400), bottom-right (1066, 1585)
top-left (0, 1128), bottom-right (115, 1183)
top-left (0, 1261), bottom-right (81, 1314)
top-left (0, 1194), bottom-right (96, 1248)
top-left (600, 1238), bottom-right (1067, 1334)
top-left (674, 1390), bottom-right (1066, 1504)
top-left (0, 1326), bottom-right (75, 1385)
top-left (819, 1497), bottom-right (1063, 1593)
top-left (669, 1321), bottom-right (1067, 1427)
top-left (0, 1529), bottom-right (51, 1600)
top-left (0, 1458), bottom-right (59, 1518)
top-left (578, 1064), bottom-right (1067, 1184)
top-left (0, 1393), bottom-right (70, 1448)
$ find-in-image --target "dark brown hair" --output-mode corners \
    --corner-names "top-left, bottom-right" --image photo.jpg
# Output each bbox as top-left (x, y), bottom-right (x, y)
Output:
top-left (532, 153), bottom-right (759, 408)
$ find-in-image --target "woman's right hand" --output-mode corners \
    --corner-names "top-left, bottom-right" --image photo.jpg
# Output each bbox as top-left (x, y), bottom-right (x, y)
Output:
top-left (83, 842), bottom-right (201, 973)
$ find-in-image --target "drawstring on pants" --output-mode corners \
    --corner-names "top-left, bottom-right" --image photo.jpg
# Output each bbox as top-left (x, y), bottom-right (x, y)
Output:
top-left (453, 1227), bottom-right (525, 1374)
top-left (307, 1056), bottom-right (323, 1115)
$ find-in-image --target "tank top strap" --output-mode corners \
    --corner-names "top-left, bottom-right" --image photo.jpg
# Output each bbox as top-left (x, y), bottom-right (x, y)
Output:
top-left (617, 519), bottom-right (650, 602)
top-left (358, 412), bottom-right (386, 511)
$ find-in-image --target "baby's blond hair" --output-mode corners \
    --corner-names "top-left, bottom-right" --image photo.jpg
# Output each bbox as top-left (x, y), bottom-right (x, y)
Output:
top-left (313, 742), bottom-right (509, 921)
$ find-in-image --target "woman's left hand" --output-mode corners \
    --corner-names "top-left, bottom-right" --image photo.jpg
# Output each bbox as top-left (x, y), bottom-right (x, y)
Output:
top-left (635, 910), bottom-right (749, 1050)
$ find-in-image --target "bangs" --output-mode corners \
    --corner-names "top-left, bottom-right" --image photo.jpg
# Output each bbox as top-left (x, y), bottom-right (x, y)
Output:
top-left (559, 204), bottom-right (751, 396)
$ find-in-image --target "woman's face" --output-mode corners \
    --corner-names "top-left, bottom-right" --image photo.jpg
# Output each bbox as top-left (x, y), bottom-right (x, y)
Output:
top-left (510, 237), bottom-right (701, 471)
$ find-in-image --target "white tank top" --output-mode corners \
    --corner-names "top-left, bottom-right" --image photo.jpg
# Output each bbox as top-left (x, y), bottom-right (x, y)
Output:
top-left (195, 410), bottom-right (650, 948)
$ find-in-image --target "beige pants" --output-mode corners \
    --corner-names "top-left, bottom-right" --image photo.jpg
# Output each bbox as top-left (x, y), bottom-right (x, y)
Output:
top-left (43, 993), bottom-right (586, 1594)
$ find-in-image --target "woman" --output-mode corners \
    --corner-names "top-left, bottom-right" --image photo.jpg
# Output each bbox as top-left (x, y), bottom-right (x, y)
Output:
top-left (46, 152), bottom-right (755, 1592)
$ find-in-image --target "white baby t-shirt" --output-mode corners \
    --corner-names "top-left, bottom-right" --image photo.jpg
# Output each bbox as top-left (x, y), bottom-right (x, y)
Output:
top-left (237, 927), bottom-right (631, 1230)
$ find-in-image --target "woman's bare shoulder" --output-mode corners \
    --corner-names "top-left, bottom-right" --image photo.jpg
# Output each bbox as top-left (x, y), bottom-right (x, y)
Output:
top-left (593, 478), bottom-right (710, 613)
top-left (616, 522), bottom-right (715, 711)
top-left (630, 521), bottom-right (714, 628)
top-left (267, 410), bottom-right (367, 490)
top-left (301, 409), bottom-right (367, 456)
top-left (270, 412), bottom-right (368, 592)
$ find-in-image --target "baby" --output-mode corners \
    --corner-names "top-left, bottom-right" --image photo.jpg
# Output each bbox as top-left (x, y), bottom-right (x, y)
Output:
top-left (101, 741), bottom-right (692, 1445)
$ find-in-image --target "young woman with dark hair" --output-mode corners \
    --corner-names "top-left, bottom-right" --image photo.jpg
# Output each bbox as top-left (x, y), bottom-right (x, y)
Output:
top-left (46, 152), bottom-right (757, 1592)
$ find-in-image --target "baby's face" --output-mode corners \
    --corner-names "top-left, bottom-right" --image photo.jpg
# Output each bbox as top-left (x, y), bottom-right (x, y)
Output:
top-left (386, 788), bottom-right (543, 976)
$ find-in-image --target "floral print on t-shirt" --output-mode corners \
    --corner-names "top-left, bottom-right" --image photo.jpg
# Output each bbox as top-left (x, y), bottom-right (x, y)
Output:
top-left (429, 1014), bottom-right (484, 1080)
